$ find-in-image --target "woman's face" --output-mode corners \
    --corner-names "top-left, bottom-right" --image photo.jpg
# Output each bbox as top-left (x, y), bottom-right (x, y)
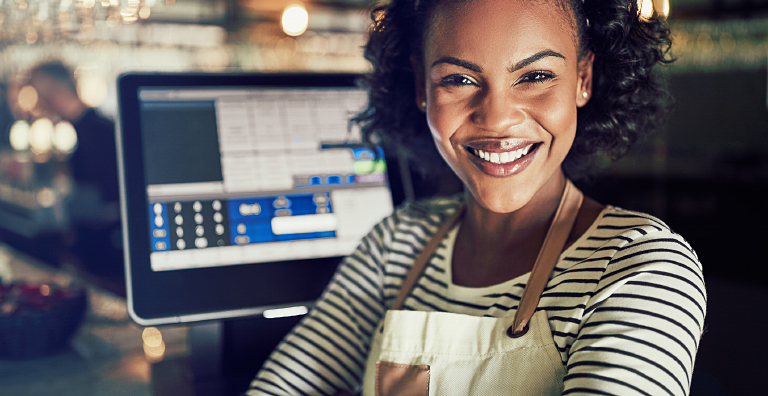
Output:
top-left (417, 0), bottom-right (592, 213)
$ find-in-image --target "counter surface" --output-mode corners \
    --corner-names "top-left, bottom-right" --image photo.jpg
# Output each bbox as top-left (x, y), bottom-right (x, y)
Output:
top-left (0, 244), bottom-right (189, 396)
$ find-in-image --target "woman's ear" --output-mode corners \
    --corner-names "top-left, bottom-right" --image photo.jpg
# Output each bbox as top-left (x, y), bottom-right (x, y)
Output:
top-left (576, 51), bottom-right (595, 107)
top-left (410, 55), bottom-right (427, 112)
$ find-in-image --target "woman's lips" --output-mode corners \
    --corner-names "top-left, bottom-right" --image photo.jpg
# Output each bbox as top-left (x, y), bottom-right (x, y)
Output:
top-left (464, 142), bottom-right (540, 177)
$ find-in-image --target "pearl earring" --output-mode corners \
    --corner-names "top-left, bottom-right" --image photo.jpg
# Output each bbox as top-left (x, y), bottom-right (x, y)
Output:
top-left (420, 100), bottom-right (427, 109)
top-left (582, 91), bottom-right (588, 99)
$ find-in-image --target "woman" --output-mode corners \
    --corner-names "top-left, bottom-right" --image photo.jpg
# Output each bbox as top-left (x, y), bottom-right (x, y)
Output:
top-left (248, 0), bottom-right (706, 394)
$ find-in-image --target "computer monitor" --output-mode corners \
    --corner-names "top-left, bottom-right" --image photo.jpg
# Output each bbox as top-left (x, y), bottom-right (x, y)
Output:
top-left (117, 73), bottom-right (403, 326)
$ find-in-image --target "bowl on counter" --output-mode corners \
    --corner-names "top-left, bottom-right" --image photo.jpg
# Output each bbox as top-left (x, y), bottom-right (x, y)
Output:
top-left (0, 280), bottom-right (87, 359)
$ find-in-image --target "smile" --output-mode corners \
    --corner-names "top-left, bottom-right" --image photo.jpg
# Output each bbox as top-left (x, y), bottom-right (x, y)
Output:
top-left (468, 143), bottom-right (537, 164)
top-left (463, 141), bottom-right (541, 177)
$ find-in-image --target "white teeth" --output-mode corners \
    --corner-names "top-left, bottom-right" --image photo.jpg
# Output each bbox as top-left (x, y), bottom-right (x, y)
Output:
top-left (473, 144), bottom-right (535, 164)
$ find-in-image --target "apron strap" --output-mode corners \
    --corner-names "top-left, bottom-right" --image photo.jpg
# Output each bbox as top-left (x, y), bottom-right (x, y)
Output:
top-left (508, 180), bottom-right (583, 336)
top-left (392, 205), bottom-right (466, 311)
top-left (391, 179), bottom-right (583, 331)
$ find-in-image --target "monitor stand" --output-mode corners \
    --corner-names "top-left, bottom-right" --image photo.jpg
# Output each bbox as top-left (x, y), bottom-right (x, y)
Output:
top-left (189, 321), bottom-right (226, 395)
top-left (152, 315), bottom-right (304, 396)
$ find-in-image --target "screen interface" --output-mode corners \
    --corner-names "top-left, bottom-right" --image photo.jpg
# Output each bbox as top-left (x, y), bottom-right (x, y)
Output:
top-left (138, 86), bottom-right (393, 272)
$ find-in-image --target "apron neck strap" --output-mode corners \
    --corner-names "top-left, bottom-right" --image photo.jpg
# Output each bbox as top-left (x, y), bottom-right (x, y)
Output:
top-left (509, 179), bottom-right (582, 335)
top-left (391, 180), bottom-right (583, 331)
top-left (391, 204), bottom-right (466, 310)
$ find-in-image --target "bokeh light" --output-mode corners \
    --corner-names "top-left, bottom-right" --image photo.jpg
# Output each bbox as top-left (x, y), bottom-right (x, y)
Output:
top-left (139, 6), bottom-right (151, 19)
top-left (29, 118), bottom-right (55, 154)
top-left (77, 74), bottom-right (108, 107)
top-left (9, 120), bottom-right (30, 151)
top-left (142, 327), bottom-right (163, 347)
top-left (17, 85), bottom-right (38, 112)
top-left (26, 31), bottom-right (38, 44)
top-left (53, 121), bottom-right (78, 154)
top-left (142, 327), bottom-right (166, 362)
top-left (121, 7), bottom-right (138, 23)
top-left (639, 0), bottom-right (654, 20)
top-left (37, 187), bottom-right (56, 208)
top-left (697, 32), bottom-right (715, 53)
top-left (282, 4), bottom-right (309, 37)
top-left (719, 32), bottom-right (736, 52)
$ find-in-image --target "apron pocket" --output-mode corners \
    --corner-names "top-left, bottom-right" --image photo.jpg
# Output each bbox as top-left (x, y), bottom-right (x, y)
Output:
top-left (375, 361), bottom-right (430, 396)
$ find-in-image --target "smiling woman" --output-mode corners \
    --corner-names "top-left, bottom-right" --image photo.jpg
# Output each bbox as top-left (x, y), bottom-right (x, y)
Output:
top-left (418, 0), bottom-right (589, 216)
top-left (247, 0), bottom-right (704, 395)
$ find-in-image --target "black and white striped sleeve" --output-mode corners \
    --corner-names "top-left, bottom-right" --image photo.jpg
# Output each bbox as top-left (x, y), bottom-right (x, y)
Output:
top-left (246, 216), bottom-right (395, 396)
top-left (563, 228), bottom-right (707, 396)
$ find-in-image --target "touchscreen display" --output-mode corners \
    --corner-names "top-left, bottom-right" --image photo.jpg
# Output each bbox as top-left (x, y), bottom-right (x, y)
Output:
top-left (139, 87), bottom-right (393, 272)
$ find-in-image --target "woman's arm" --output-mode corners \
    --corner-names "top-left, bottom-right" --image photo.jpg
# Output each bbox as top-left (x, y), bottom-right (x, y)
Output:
top-left (246, 218), bottom-right (395, 396)
top-left (562, 230), bottom-right (707, 396)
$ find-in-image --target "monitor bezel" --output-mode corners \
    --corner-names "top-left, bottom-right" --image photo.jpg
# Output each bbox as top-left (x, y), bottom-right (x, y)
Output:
top-left (117, 72), bottom-right (403, 326)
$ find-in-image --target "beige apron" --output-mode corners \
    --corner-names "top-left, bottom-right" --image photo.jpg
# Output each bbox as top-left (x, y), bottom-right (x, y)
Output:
top-left (361, 180), bottom-right (583, 396)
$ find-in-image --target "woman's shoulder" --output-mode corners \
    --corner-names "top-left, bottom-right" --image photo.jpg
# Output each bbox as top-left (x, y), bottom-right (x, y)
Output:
top-left (584, 205), bottom-right (687, 245)
top-left (558, 206), bottom-right (706, 318)
top-left (581, 205), bottom-right (703, 281)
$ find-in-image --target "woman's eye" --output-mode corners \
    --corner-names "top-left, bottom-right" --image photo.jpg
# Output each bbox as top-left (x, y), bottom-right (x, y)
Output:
top-left (518, 71), bottom-right (555, 84)
top-left (439, 75), bottom-right (475, 87)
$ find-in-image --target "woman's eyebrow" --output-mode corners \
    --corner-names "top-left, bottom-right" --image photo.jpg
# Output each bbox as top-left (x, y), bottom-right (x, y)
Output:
top-left (430, 57), bottom-right (482, 72)
top-left (508, 50), bottom-right (565, 72)
top-left (430, 50), bottom-right (565, 74)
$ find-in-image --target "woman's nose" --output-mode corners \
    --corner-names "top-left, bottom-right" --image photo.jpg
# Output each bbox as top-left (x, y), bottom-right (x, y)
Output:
top-left (470, 89), bottom-right (525, 132)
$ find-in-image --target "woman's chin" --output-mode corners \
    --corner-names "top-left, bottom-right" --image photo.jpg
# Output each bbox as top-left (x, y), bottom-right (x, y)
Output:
top-left (465, 187), bottom-right (533, 214)
top-left (462, 167), bottom-right (566, 215)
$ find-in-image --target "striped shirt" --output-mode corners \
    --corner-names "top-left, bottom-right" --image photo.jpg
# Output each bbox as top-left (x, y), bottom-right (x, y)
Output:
top-left (247, 196), bottom-right (707, 396)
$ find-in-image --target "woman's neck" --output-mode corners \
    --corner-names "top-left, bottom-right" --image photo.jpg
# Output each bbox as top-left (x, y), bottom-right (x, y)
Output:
top-left (451, 171), bottom-right (567, 287)
top-left (462, 171), bottom-right (566, 247)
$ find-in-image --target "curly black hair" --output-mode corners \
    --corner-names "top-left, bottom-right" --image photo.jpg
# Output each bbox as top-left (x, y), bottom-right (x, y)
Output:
top-left (352, 0), bottom-right (673, 180)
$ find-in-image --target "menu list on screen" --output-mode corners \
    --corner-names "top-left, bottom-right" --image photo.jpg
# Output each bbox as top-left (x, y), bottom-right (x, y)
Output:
top-left (140, 87), bottom-right (394, 271)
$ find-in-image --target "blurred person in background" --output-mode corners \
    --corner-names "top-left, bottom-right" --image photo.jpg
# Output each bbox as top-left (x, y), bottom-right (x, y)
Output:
top-left (29, 61), bottom-right (119, 204)
top-left (29, 60), bottom-right (123, 285)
